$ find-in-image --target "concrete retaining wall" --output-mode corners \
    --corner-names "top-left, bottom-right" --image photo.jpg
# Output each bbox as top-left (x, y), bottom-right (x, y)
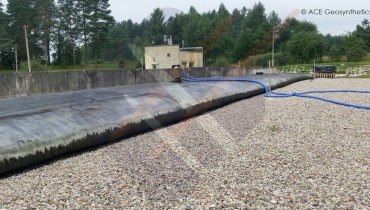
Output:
top-left (0, 67), bottom-right (273, 99)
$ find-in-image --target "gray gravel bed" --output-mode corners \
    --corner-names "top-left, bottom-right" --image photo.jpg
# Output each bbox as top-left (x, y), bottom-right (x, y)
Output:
top-left (0, 78), bottom-right (369, 209)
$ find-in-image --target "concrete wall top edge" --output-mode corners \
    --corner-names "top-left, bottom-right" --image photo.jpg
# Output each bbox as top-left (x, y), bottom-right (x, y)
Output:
top-left (0, 67), bottom-right (266, 99)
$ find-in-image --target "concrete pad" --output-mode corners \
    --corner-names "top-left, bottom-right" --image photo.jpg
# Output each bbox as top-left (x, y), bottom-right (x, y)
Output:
top-left (0, 74), bottom-right (311, 175)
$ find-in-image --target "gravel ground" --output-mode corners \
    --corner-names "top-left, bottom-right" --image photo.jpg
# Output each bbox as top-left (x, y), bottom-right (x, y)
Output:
top-left (0, 78), bottom-right (369, 209)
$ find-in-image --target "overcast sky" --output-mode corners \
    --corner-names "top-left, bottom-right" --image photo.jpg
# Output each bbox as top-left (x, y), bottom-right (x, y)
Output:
top-left (2, 0), bottom-right (369, 35)
top-left (108, 0), bottom-right (369, 35)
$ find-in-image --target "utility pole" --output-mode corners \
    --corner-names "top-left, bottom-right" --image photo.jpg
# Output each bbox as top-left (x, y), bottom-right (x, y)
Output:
top-left (73, 48), bottom-right (76, 65)
top-left (14, 44), bottom-right (18, 72)
top-left (313, 60), bottom-right (316, 79)
top-left (23, 25), bottom-right (31, 72)
top-left (272, 28), bottom-right (275, 68)
top-left (268, 60), bottom-right (271, 93)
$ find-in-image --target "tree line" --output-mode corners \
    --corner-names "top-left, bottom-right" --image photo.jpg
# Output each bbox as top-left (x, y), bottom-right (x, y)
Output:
top-left (0, 1), bottom-right (369, 70)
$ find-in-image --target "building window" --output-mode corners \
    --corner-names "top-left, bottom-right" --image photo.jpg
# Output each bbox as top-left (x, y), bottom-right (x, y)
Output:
top-left (189, 62), bottom-right (194, 68)
top-left (181, 62), bottom-right (187, 67)
top-left (167, 53), bottom-right (171, 57)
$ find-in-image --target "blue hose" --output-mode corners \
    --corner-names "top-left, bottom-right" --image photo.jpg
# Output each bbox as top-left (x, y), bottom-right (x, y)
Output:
top-left (181, 69), bottom-right (370, 110)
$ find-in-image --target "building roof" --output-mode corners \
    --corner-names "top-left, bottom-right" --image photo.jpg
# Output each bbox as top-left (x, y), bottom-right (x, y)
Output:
top-left (144, 45), bottom-right (179, 48)
top-left (180, 47), bottom-right (203, 52)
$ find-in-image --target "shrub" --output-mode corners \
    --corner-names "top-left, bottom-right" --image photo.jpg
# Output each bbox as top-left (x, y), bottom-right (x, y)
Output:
top-left (242, 52), bottom-right (289, 67)
top-left (118, 58), bottom-right (125, 68)
top-left (19, 60), bottom-right (51, 71)
top-left (212, 56), bottom-right (230, 67)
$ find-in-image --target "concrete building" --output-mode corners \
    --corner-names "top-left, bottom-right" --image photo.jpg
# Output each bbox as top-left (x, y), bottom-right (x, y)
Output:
top-left (144, 44), bottom-right (203, 69)
top-left (179, 47), bottom-right (204, 68)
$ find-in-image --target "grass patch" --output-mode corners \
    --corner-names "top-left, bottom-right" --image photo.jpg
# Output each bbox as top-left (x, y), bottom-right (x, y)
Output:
top-left (278, 61), bottom-right (370, 74)
top-left (50, 59), bottom-right (140, 71)
top-left (50, 63), bottom-right (121, 71)
top-left (357, 75), bottom-right (370, 78)
top-left (0, 70), bottom-right (16, 73)
top-left (364, 53), bottom-right (370, 61)
top-left (268, 124), bottom-right (281, 133)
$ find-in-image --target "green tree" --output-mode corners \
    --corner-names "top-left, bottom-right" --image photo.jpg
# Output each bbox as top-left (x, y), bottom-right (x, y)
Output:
top-left (148, 8), bottom-right (166, 45)
top-left (203, 3), bottom-right (233, 60)
top-left (35, 0), bottom-right (56, 64)
top-left (7, 0), bottom-right (42, 61)
top-left (230, 8), bottom-right (245, 42)
top-left (54, 0), bottom-right (80, 65)
top-left (329, 46), bottom-right (344, 61)
top-left (129, 36), bottom-right (148, 68)
top-left (76, 0), bottom-right (91, 65)
top-left (108, 22), bottom-right (127, 61)
top-left (267, 11), bottom-right (281, 30)
top-left (0, 2), bottom-right (13, 70)
top-left (354, 19), bottom-right (370, 51)
top-left (343, 33), bottom-right (367, 62)
top-left (274, 18), bottom-right (318, 53)
top-left (107, 20), bottom-right (135, 61)
top-left (88, 0), bottom-right (115, 67)
top-left (212, 55), bottom-right (230, 67)
top-left (325, 34), bottom-right (345, 61)
top-left (287, 31), bottom-right (325, 63)
top-left (0, 48), bottom-right (15, 70)
top-left (233, 2), bottom-right (270, 61)
top-left (267, 10), bottom-right (281, 65)
top-left (294, 20), bottom-right (318, 33)
top-left (166, 14), bottom-right (187, 45)
top-left (183, 6), bottom-right (212, 47)
top-left (0, 2), bottom-right (11, 48)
